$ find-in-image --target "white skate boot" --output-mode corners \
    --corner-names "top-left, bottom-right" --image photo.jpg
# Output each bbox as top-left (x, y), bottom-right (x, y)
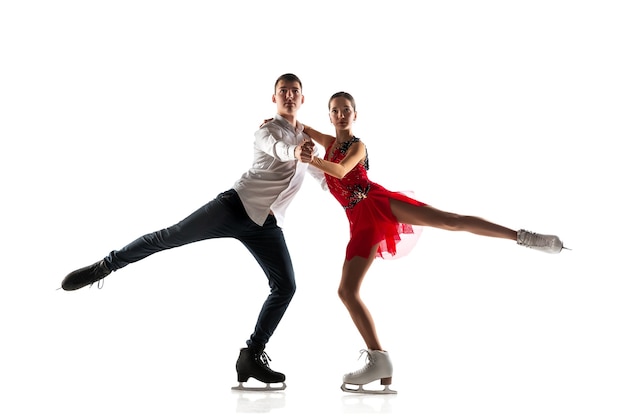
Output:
top-left (341, 349), bottom-right (396, 394)
top-left (517, 229), bottom-right (565, 254)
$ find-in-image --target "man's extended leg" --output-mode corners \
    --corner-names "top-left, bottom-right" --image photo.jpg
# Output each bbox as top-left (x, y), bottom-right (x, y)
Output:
top-left (61, 189), bottom-right (245, 290)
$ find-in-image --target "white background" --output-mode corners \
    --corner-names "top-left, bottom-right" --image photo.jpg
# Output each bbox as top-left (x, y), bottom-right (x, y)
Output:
top-left (1, 1), bottom-right (624, 416)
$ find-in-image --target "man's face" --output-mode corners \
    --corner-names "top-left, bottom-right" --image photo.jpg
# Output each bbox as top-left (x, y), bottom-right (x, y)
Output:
top-left (272, 81), bottom-right (304, 116)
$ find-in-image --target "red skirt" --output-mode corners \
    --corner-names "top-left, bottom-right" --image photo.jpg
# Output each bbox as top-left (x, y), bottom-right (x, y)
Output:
top-left (344, 182), bottom-right (426, 260)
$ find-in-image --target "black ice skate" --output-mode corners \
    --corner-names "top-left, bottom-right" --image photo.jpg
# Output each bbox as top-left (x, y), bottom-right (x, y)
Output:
top-left (61, 260), bottom-right (111, 291)
top-left (231, 347), bottom-right (286, 391)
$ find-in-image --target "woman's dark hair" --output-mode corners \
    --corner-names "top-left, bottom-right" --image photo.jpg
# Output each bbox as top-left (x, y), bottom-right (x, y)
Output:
top-left (328, 91), bottom-right (356, 111)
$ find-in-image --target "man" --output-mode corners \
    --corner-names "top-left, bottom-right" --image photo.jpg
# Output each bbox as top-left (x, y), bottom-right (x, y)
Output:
top-left (61, 73), bottom-right (326, 390)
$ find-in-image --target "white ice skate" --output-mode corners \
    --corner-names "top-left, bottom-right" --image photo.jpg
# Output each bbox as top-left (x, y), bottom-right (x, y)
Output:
top-left (517, 229), bottom-right (566, 254)
top-left (341, 349), bottom-right (397, 394)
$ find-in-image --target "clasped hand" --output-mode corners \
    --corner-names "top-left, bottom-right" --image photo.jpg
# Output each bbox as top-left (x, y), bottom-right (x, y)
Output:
top-left (296, 139), bottom-right (314, 163)
top-left (260, 118), bottom-right (314, 163)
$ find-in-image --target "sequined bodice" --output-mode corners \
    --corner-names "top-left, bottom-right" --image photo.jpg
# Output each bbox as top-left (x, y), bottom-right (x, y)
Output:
top-left (324, 137), bottom-right (371, 209)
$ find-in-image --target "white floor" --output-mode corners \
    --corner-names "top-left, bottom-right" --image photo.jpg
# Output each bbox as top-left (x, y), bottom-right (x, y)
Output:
top-left (3, 235), bottom-right (624, 416)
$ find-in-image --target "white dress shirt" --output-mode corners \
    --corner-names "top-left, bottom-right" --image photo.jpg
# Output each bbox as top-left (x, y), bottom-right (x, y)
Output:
top-left (233, 114), bottom-right (327, 227)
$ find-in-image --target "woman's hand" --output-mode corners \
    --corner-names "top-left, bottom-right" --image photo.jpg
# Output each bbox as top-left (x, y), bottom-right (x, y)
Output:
top-left (259, 118), bottom-right (274, 128)
top-left (295, 139), bottom-right (314, 163)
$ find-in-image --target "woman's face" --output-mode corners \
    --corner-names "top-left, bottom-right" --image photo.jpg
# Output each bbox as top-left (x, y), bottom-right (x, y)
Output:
top-left (329, 97), bottom-right (357, 131)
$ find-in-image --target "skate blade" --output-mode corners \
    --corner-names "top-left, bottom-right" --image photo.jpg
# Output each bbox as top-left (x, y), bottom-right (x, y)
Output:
top-left (231, 382), bottom-right (286, 392)
top-left (341, 382), bottom-right (397, 395)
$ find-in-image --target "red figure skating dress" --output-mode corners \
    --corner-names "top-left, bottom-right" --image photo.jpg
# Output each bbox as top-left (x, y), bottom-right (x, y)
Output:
top-left (324, 137), bottom-right (427, 260)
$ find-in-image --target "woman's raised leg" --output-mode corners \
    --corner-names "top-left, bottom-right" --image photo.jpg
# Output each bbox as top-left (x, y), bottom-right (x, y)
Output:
top-left (390, 200), bottom-right (517, 240)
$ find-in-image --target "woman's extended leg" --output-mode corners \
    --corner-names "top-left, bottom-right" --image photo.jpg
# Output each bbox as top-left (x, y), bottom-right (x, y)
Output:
top-left (390, 200), bottom-right (517, 240)
top-left (389, 198), bottom-right (564, 253)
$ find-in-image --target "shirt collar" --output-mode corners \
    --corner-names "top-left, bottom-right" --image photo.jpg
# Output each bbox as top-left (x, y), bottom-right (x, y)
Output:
top-left (274, 113), bottom-right (302, 133)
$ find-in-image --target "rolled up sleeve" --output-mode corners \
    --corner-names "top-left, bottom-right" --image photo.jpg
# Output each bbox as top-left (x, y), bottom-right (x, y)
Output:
top-left (255, 127), bottom-right (297, 161)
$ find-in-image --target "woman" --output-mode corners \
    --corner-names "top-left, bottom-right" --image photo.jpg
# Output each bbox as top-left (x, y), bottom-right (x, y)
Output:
top-left (302, 91), bottom-right (565, 394)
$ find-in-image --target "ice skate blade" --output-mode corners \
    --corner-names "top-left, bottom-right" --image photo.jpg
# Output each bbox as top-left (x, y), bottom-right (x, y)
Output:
top-left (231, 382), bottom-right (286, 392)
top-left (341, 382), bottom-right (397, 395)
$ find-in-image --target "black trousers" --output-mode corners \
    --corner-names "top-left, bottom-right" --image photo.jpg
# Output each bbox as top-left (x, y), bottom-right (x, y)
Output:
top-left (104, 189), bottom-right (296, 352)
